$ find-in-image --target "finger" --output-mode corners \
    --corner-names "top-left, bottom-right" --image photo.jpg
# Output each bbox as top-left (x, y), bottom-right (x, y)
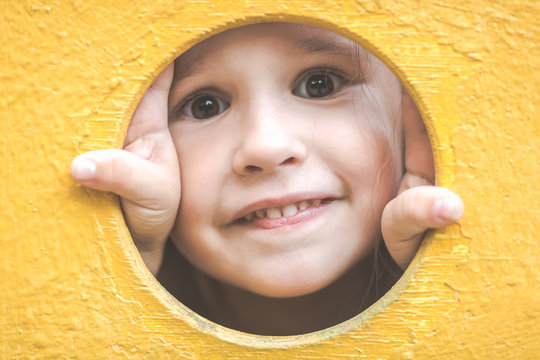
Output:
top-left (124, 63), bottom-right (174, 146)
top-left (382, 186), bottom-right (464, 240)
top-left (381, 186), bottom-right (464, 268)
top-left (70, 150), bottom-right (179, 207)
top-left (401, 88), bottom-right (434, 184)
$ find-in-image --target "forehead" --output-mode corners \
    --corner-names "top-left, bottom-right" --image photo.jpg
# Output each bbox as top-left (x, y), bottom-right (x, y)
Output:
top-left (172, 22), bottom-right (364, 84)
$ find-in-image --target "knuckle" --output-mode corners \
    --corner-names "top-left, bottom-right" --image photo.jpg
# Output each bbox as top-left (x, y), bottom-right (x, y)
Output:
top-left (94, 151), bottom-right (131, 192)
top-left (110, 155), bottom-right (131, 190)
top-left (399, 190), bottom-right (425, 224)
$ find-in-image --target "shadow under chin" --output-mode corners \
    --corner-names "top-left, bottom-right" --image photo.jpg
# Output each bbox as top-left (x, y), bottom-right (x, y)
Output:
top-left (157, 238), bottom-right (402, 336)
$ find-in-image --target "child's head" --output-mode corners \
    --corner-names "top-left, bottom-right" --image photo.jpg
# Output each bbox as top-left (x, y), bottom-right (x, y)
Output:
top-left (167, 22), bottom-right (404, 298)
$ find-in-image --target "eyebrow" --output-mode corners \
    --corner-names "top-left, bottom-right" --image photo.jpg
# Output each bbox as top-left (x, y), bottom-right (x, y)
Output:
top-left (293, 37), bottom-right (359, 59)
top-left (170, 35), bottom-right (361, 92)
top-left (170, 47), bottom-right (224, 92)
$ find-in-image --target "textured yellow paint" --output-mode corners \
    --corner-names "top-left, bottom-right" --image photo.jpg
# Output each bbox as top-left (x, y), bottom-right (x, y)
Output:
top-left (1, 0), bottom-right (538, 358)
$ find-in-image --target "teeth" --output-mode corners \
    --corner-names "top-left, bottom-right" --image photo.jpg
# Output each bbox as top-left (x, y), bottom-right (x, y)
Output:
top-left (266, 207), bottom-right (282, 218)
top-left (243, 199), bottom-right (326, 222)
top-left (282, 204), bottom-right (298, 217)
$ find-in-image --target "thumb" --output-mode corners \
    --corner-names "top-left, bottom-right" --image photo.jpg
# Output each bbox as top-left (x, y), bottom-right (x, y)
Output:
top-left (381, 186), bottom-right (464, 268)
top-left (70, 149), bottom-right (177, 208)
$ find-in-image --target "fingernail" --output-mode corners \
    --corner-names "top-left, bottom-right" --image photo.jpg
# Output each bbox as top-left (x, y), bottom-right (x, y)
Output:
top-left (71, 158), bottom-right (96, 180)
top-left (434, 197), bottom-right (464, 221)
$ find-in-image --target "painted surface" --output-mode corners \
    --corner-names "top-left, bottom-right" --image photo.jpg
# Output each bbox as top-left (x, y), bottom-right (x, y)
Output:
top-left (1, 0), bottom-right (538, 358)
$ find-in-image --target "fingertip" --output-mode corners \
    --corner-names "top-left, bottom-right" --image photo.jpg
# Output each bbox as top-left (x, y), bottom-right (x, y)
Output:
top-left (71, 157), bottom-right (96, 181)
top-left (433, 196), bottom-right (464, 222)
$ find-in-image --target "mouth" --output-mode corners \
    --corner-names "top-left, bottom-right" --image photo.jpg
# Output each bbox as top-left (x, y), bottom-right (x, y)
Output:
top-left (232, 197), bottom-right (338, 229)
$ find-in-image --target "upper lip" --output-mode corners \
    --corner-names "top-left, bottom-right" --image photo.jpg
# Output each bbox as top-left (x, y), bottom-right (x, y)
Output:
top-left (229, 192), bottom-right (342, 223)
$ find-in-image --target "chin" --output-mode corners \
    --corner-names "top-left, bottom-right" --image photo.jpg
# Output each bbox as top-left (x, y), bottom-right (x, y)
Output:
top-left (240, 268), bottom-right (344, 298)
top-left (227, 250), bottom-right (363, 299)
top-left (247, 283), bottom-right (325, 299)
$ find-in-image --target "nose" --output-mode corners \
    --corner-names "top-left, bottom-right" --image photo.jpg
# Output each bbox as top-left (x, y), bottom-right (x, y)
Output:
top-left (232, 101), bottom-right (307, 176)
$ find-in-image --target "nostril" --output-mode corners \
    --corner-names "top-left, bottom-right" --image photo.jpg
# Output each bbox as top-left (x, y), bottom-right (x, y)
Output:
top-left (281, 157), bottom-right (296, 165)
top-left (244, 165), bottom-right (262, 173)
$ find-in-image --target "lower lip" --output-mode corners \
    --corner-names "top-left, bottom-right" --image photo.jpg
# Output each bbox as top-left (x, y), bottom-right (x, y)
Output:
top-left (238, 200), bottom-right (334, 230)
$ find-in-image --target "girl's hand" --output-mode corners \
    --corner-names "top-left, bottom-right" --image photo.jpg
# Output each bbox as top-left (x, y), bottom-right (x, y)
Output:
top-left (70, 64), bottom-right (180, 274)
top-left (381, 89), bottom-right (464, 269)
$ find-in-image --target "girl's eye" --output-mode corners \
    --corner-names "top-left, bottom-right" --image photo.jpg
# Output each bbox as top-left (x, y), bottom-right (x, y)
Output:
top-left (293, 71), bottom-right (344, 99)
top-left (181, 94), bottom-right (230, 120)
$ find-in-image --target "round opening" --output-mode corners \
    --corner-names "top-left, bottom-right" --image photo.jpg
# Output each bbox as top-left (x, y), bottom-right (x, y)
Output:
top-left (123, 21), bottom-right (437, 339)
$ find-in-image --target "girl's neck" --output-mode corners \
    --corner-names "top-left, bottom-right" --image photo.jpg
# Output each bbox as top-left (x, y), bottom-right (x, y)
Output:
top-left (192, 256), bottom-right (378, 336)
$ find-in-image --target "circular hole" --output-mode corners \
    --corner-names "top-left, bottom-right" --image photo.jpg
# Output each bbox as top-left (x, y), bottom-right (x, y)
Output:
top-left (127, 21), bottom-right (434, 338)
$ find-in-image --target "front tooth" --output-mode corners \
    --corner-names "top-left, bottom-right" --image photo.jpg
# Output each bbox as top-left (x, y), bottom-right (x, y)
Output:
top-left (244, 213), bottom-right (254, 221)
top-left (255, 210), bottom-right (265, 218)
top-left (312, 199), bottom-right (321, 207)
top-left (266, 207), bottom-right (282, 218)
top-left (282, 204), bottom-right (298, 217)
top-left (298, 200), bottom-right (308, 211)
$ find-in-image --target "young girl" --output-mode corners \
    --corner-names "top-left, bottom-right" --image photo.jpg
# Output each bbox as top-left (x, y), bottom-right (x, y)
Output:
top-left (70, 22), bottom-right (464, 336)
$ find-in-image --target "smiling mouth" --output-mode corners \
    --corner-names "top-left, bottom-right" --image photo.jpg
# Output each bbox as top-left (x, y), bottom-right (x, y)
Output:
top-left (234, 198), bottom-right (336, 228)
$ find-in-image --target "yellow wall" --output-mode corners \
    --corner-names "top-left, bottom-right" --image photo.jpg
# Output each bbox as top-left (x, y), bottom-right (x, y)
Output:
top-left (1, 0), bottom-right (538, 358)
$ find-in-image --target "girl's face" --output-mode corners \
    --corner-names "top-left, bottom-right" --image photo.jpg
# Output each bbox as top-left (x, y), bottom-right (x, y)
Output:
top-left (168, 23), bottom-right (403, 298)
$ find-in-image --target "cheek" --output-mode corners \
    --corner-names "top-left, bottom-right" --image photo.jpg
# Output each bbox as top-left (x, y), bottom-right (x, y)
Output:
top-left (169, 125), bottom-right (230, 234)
top-left (313, 105), bottom-right (393, 174)
top-left (312, 112), bottom-right (398, 216)
top-left (169, 142), bottom-right (227, 272)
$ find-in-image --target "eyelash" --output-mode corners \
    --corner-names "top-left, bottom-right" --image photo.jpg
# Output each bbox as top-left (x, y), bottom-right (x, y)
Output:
top-left (170, 89), bottom-right (228, 121)
top-left (292, 67), bottom-right (351, 99)
top-left (170, 66), bottom-right (358, 121)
